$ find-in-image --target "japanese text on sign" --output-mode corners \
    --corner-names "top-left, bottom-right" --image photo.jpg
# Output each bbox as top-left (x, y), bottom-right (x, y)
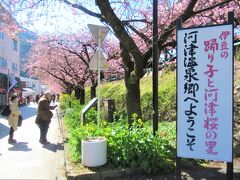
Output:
top-left (177, 24), bottom-right (233, 162)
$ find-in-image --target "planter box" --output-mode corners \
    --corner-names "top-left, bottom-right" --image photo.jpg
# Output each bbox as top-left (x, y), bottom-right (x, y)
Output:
top-left (81, 137), bottom-right (107, 167)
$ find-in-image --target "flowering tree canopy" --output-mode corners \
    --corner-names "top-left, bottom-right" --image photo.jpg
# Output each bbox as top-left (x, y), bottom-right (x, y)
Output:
top-left (0, 4), bottom-right (22, 37)
top-left (26, 30), bottom-right (124, 98)
top-left (3, 0), bottom-right (240, 121)
top-left (69, 0), bottom-right (240, 121)
top-left (27, 32), bottom-right (95, 93)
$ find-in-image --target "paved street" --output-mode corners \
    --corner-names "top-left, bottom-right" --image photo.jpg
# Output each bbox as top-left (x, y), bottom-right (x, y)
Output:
top-left (0, 103), bottom-right (66, 180)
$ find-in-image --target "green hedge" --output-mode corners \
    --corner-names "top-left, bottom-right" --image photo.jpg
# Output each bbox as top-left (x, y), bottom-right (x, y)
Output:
top-left (63, 107), bottom-right (176, 174)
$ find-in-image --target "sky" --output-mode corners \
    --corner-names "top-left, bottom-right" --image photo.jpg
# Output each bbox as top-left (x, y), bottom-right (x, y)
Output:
top-left (13, 0), bottom-right (153, 35)
top-left (14, 1), bottom-right (104, 35)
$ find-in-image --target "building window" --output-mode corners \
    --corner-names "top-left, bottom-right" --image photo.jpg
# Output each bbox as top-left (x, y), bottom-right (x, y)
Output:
top-left (0, 73), bottom-right (6, 88)
top-left (12, 63), bottom-right (18, 71)
top-left (12, 39), bottom-right (18, 51)
top-left (0, 32), bottom-right (4, 39)
top-left (0, 58), bottom-right (7, 68)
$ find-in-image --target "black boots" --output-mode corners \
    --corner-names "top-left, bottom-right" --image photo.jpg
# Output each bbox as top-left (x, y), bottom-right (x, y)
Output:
top-left (8, 138), bottom-right (17, 144)
top-left (8, 127), bottom-right (17, 144)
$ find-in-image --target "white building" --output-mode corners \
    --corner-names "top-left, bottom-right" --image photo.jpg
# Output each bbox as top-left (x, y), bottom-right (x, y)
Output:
top-left (0, 32), bottom-right (20, 105)
top-left (20, 76), bottom-right (44, 95)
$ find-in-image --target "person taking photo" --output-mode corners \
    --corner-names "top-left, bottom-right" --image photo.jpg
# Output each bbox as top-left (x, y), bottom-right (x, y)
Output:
top-left (35, 91), bottom-right (57, 144)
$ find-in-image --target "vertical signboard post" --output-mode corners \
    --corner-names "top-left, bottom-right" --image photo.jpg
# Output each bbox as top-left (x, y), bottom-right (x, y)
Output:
top-left (88, 24), bottom-right (109, 126)
top-left (176, 12), bottom-right (234, 179)
top-left (152, 0), bottom-right (159, 136)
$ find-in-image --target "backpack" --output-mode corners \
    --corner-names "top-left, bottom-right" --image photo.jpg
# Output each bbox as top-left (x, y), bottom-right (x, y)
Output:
top-left (1, 104), bottom-right (11, 117)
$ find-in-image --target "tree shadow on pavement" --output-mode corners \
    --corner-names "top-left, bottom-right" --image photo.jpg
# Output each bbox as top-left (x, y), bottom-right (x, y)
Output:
top-left (8, 142), bottom-right (32, 152)
top-left (20, 106), bottom-right (37, 120)
top-left (136, 166), bottom-right (240, 180)
top-left (42, 143), bottom-right (57, 153)
top-left (181, 165), bottom-right (240, 180)
top-left (57, 142), bottom-right (64, 151)
top-left (0, 122), bottom-right (9, 139)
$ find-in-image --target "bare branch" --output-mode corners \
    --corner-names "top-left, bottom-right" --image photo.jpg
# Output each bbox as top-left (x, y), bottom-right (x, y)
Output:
top-left (122, 19), bottom-right (151, 25)
top-left (128, 24), bottom-right (151, 45)
top-left (63, 0), bottom-right (102, 19)
top-left (96, 0), bottom-right (144, 77)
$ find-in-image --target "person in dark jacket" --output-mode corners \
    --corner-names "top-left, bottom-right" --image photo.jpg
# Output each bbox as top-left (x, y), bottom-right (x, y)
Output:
top-left (51, 94), bottom-right (56, 104)
top-left (35, 94), bottom-right (40, 103)
top-left (35, 91), bottom-right (57, 144)
top-left (26, 96), bottom-right (30, 104)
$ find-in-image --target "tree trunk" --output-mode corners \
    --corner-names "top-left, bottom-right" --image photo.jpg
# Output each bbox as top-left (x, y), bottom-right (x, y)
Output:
top-left (120, 42), bottom-right (142, 126)
top-left (124, 71), bottom-right (142, 125)
top-left (74, 86), bottom-right (81, 99)
top-left (90, 86), bottom-right (96, 99)
top-left (74, 85), bottom-right (85, 105)
top-left (64, 87), bottom-right (72, 95)
top-left (60, 82), bottom-right (73, 95)
top-left (79, 88), bottom-right (85, 105)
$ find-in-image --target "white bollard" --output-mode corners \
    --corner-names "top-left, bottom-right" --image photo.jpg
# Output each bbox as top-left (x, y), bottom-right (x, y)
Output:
top-left (81, 137), bottom-right (107, 167)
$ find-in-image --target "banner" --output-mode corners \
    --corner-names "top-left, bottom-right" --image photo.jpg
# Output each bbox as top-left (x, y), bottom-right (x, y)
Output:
top-left (177, 24), bottom-right (233, 162)
top-left (8, 73), bottom-right (17, 92)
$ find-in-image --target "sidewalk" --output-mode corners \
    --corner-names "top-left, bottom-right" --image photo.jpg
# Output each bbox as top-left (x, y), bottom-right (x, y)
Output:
top-left (0, 103), bottom-right (66, 179)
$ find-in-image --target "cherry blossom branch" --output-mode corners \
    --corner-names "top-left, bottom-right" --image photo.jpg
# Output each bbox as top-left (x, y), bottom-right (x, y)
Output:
top-left (194, 0), bottom-right (232, 15)
top-left (63, 0), bottom-right (102, 19)
top-left (96, 0), bottom-right (144, 78)
top-left (127, 24), bottom-right (151, 45)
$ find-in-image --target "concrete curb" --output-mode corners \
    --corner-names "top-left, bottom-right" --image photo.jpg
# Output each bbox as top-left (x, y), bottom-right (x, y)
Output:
top-left (66, 166), bottom-right (145, 180)
top-left (55, 110), bottom-right (67, 180)
top-left (55, 133), bottom-right (67, 179)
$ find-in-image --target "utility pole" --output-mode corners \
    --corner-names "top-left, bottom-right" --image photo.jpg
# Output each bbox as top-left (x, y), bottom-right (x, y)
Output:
top-left (152, 0), bottom-right (159, 136)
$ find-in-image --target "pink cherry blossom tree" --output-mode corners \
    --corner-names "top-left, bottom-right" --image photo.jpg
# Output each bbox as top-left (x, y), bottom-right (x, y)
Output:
top-left (26, 30), bottom-right (124, 104)
top-left (0, 4), bottom-right (22, 37)
top-left (66, 0), bottom-right (239, 123)
top-left (4, 0), bottom-right (240, 123)
top-left (26, 33), bottom-right (95, 104)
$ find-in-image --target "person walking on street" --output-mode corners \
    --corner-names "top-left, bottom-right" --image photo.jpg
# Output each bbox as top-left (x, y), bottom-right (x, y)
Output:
top-left (26, 96), bottom-right (30, 104)
top-left (7, 93), bottom-right (21, 144)
top-left (51, 94), bottom-right (56, 104)
top-left (56, 94), bottom-right (60, 102)
top-left (36, 94), bottom-right (40, 103)
top-left (35, 91), bottom-right (57, 144)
